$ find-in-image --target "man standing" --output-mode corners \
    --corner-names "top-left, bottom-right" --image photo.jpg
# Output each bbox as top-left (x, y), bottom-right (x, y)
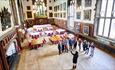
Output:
top-left (58, 41), bottom-right (62, 55)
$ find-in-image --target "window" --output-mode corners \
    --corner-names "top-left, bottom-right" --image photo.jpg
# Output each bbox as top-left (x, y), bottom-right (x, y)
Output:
top-left (27, 6), bottom-right (31, 10)
top-left (106, 0), bottom-right (113, 17)
top-left (27, 11), bottom-right (32, 18)
top-left (76, 12), bottom-right (81, 19)
top-left (49, 6), bottom-right (52, 10)
top-left (103, 19), bottom-right (110, 37)
top-left (98, 18), bottom-right (104, 36)
top-left (109, 19), bottom-right (115, 39)
top-left (85, 0), bottom-right (92, 7)
top-left (96, 0), bottom-right (115, 40)
top-left (84, 10), bottom-right (91, 20)
top-left (100, 0), bottom-right (107, 17)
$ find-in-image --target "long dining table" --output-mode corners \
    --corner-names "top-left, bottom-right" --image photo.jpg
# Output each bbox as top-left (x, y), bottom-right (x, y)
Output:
top-left (30, 37), bottom-right (45, 49)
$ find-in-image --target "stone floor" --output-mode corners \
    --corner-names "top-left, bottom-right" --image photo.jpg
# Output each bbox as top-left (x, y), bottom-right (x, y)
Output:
top-left (17, 43), bottom-right (115, 70)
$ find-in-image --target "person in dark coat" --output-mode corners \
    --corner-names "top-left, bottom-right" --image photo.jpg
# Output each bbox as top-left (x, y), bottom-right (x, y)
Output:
top-left (83, 40), bottom-right (86, 51)
top-left (62, 40), bottom-right (65, 53)
top-left (85, 41), bottom-right (90, 54)
top-left (73, 39), bottom-right (77, 50)
top-left (71, 51), bottom-right (79, 69)
top-left (58, 41), bottom-right (62, 55)
top-left (69, 38), bottom-right (73, 51)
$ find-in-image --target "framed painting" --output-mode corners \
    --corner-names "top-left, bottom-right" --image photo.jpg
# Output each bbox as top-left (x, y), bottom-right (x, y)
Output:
top-left (76, 0), bottom-right (82, 9)
top-left (0, 0), bottom-right (12, 31)
top-left (63, 2), bottom-right (66, 10)
top-left (74, 22), bottom-right (80, 33)
top-left (76, 12), bottom-right (81, 19)
top-left (85, 0), bottom-right (92, 7)
top-left (83, 25), bottom-right (89, 35)
top-left (84, 10), bottom-right (91, 20)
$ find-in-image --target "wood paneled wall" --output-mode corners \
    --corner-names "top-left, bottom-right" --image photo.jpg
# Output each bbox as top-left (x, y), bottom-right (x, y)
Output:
top-left (24, 18), bottom-right (49, 28)
top-left (74, 22), bottom-right (94, 37)
top-left (54, 19), bottom-right (67, 29)
top-left (54, 19), bottom-right (94, 37)
top-left (0, 30), bottom-right (18, 70)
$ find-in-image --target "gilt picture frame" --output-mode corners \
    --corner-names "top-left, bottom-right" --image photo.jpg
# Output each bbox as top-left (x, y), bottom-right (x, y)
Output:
top-left (83, 25), bottom-right (89, 35)
top-left (74, 22), bottom-right (80, 33)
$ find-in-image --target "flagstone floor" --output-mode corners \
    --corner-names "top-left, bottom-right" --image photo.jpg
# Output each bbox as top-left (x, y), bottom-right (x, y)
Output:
top-left (17, 43), bottom-right (115, 70)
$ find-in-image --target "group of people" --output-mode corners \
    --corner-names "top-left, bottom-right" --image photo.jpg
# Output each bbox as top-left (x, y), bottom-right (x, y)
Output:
top-left (82, 40), bottom-right (95, 57)
top-left (57, 36), bottom-right (96, 69)
top-left (58, 38), bottom-right (69, 55)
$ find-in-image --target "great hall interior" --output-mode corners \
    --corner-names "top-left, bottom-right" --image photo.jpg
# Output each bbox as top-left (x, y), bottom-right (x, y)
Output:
top-left (0, 0), bottom-right (115, 70)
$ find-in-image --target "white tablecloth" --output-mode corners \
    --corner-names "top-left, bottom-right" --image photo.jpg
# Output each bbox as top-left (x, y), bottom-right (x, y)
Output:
top-left (56, 29), bottom-right (65, 34)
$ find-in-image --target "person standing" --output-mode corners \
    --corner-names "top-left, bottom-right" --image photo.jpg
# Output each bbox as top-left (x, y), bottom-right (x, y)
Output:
top-left (78, 38), bottom-right (82, 51)
top-left (64, 38), bottom-right (69, 53)
top-left (62, 39), bottom-right (65, 53)
top-left (58, 41), bottom-right (62, 55)
top-left (69, 38), bottom-right (73, 51)
top-left (71, 51), bottom-right (79, 69)
top-left (73, 39), bottom-right (77, 50)
top-left (84, 41), bottom-right (89, 54)
top-left (85, 41), bottom-right (90, 54)
top-left (90, 42), bottom-right (95, 57)
top-left (83, 40), bottom-right (86, 51)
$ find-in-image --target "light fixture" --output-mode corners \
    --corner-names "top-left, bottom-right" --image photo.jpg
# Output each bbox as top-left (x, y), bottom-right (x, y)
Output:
top-left (70, 0), bottom-right (75, 5)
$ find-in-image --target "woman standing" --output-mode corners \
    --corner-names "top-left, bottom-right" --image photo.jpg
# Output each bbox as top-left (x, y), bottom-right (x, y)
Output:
top-left (71, 51), bottom-right (79, 69)
top-left (78, 38), bottom-right (82, 51)
top-left (90, 42), bottom-right (95, 57)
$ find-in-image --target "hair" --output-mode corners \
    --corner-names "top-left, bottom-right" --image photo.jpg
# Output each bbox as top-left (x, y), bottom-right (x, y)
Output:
top-left (75, 51), bottom-right (78, 54)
